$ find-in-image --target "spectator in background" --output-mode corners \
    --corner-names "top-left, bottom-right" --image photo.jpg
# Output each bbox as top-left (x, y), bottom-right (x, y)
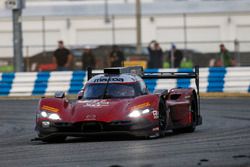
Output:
top-left (216, 44), bottom-right (232, 67)
top-left (169, 44), bottom-right (183, 68)
top-left (53, 40), bottom-right (73, 71)
top-left (109, 45), bottom-right (125, 67)
top-left (147, 40), bottom-right (163, 68)
top-left (82, 46), bottom-right (96, 70)
top-left (209, 58), bottom-right (216, 67)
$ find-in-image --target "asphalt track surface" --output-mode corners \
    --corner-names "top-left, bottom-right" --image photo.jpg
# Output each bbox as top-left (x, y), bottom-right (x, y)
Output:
top-left (0, 98), bottom-right (250, 167)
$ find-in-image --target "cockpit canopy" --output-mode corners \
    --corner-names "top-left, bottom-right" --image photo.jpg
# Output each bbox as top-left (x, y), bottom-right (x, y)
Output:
top-left (83, 74), bottom-right (148, 99)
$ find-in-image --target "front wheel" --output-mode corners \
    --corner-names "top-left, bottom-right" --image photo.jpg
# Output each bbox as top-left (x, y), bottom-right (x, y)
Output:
top-left (141, 99), bottom-right (167, 139)
top-left (157, 99), bottom-right (168, 137)
top-left (145, 105), bottom-right (167, 139)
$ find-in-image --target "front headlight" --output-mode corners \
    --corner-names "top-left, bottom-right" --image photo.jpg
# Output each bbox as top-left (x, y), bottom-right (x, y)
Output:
top-left (141, 108), bottom-right (151, 114)
top-left (128, 108), bottom-right (152, 118)
top-left (128, 110), bottom-right (141, 118)
top-left (38, 111), bottom-right (61, 120)
top-left (40, 111), bottom-right (48, 118)
top-left (48, 113), bottom-right (61, 120)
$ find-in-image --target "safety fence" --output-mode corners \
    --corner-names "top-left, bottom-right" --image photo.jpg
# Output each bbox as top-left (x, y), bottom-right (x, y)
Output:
top-left (0, 67), bottom-right (250, 96)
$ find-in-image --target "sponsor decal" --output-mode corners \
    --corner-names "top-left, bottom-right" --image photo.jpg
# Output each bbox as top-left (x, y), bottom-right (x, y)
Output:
top-left (152, 126), bottom-right (160, 132)
top-left (41, 105), bottom-right (59, 112)
top-left (84, 100), bottom-right (110, 107)
top-left (152, 110), bottom-right (159, 119)
top-left (84, 114), bottom-right (97, 120)
top-left (130, 102), bottom-right (151, 111)
top-left (94, 77), bottom-right (124, 83)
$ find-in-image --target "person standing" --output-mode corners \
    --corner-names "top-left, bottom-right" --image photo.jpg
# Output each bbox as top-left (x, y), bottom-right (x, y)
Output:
top-left (169, 44), bottom-right (183, 68)
top-left (109, 45), bottom-right (125, 67)
top-left (82, 46), bottom-right (96, 70)
top-left (217, 44), bottom-right (232, 67)
top-left (53, 40), bottom-right (73, 71)
top-left (147, 40), bottom-right (163, 68)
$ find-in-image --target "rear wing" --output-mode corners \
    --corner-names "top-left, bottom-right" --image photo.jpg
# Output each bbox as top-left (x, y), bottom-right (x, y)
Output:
top-left (142, 66), bottom-right (200, 96)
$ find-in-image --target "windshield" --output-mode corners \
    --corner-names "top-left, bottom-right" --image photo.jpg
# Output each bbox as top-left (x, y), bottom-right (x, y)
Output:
top-left (83, 83), bottom-right (139, 99)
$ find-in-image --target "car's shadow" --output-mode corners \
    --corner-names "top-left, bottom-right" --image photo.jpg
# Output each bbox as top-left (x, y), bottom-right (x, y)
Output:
top-left (31, 131), bottom-right (186, 145)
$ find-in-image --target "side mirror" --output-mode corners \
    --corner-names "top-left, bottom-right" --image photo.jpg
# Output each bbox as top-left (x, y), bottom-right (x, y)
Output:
top-left (77, 90), bottom-right (84, 100)
top-left (55, 91), bottom-right (65, 98)
top-left (153, 89), bottom-right (168, 96)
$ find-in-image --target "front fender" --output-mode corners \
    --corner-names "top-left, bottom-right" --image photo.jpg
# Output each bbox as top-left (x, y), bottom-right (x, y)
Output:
top-left (128, 94), bottom-right (161, 112)
top-left (38, 98), bottom-right (72, 122)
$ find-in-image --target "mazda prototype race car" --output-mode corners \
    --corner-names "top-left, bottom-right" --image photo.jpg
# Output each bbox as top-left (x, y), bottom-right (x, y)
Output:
top-left (34, 66), bottom-right (202, 143)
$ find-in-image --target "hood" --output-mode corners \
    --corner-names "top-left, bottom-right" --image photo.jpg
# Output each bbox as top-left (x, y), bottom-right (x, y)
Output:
top-left (71, 99), bottom-right (133, 122)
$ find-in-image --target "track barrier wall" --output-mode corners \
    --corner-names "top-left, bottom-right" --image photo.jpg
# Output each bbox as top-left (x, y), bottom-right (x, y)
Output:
top-left (0, 67), bottom-right (250, 96)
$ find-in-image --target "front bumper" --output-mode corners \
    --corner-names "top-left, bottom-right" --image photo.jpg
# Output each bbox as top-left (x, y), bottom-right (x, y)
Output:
top-left (36, 118), bottom-right (159, 139)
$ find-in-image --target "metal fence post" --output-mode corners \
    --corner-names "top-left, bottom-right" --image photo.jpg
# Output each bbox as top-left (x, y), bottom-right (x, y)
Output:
top-left (42, 16), bottom-right (46, 57)
top-left (234, 39), bottom-right (240, 66)
top-left (12, 8), bottom-right (24, 72)
top-left (112, 15), bottom-right (116, 45)
top-left (25, 46), bottom-right (30, 72)
top-left (6, 0), bottom-right (26, 72)
top-left (136, 0), bottom-right (142, 55)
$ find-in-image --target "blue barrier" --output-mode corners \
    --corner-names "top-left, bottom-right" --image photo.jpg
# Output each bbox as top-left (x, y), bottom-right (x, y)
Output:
top-left (177, 68), bottom-right (193, 88)
top-left (144, 68), bottom-right (158, 93)
top-left (32, 72), bottom-right (50, 95)
top-left (207, 67), bottom-right (226, 92)
top-left (0, 73), bottom-right (15, 95)
top-left (68, 71), bottom-right (86, 94)
top-left (0, 67), bottom-right (250, 96)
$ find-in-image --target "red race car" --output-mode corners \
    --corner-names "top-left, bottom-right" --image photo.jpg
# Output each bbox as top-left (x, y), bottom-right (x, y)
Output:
top-left (34, 66), bottom-right (202, 143)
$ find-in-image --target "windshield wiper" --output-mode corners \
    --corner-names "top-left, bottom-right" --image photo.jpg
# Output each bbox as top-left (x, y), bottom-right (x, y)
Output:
top-left (102, 76), bottom-right (111, 99)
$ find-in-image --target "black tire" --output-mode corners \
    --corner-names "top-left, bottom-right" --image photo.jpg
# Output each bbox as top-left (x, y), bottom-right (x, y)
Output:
top-left (158, 98), bottom-right (167, 137)
top-left (146, 98), bottom-right (167, 139)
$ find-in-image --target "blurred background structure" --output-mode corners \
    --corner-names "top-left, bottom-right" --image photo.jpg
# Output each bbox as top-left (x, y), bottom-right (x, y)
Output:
top-left (0, 0), bottom-right (250, 71)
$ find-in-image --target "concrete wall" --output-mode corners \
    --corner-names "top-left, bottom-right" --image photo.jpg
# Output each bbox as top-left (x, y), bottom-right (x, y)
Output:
top-left (1, 12), bottom-right (250, 58)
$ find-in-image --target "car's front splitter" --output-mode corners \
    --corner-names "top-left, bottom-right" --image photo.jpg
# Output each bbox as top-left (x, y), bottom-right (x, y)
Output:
top-left (35, 118), bottom-right (160, 140)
